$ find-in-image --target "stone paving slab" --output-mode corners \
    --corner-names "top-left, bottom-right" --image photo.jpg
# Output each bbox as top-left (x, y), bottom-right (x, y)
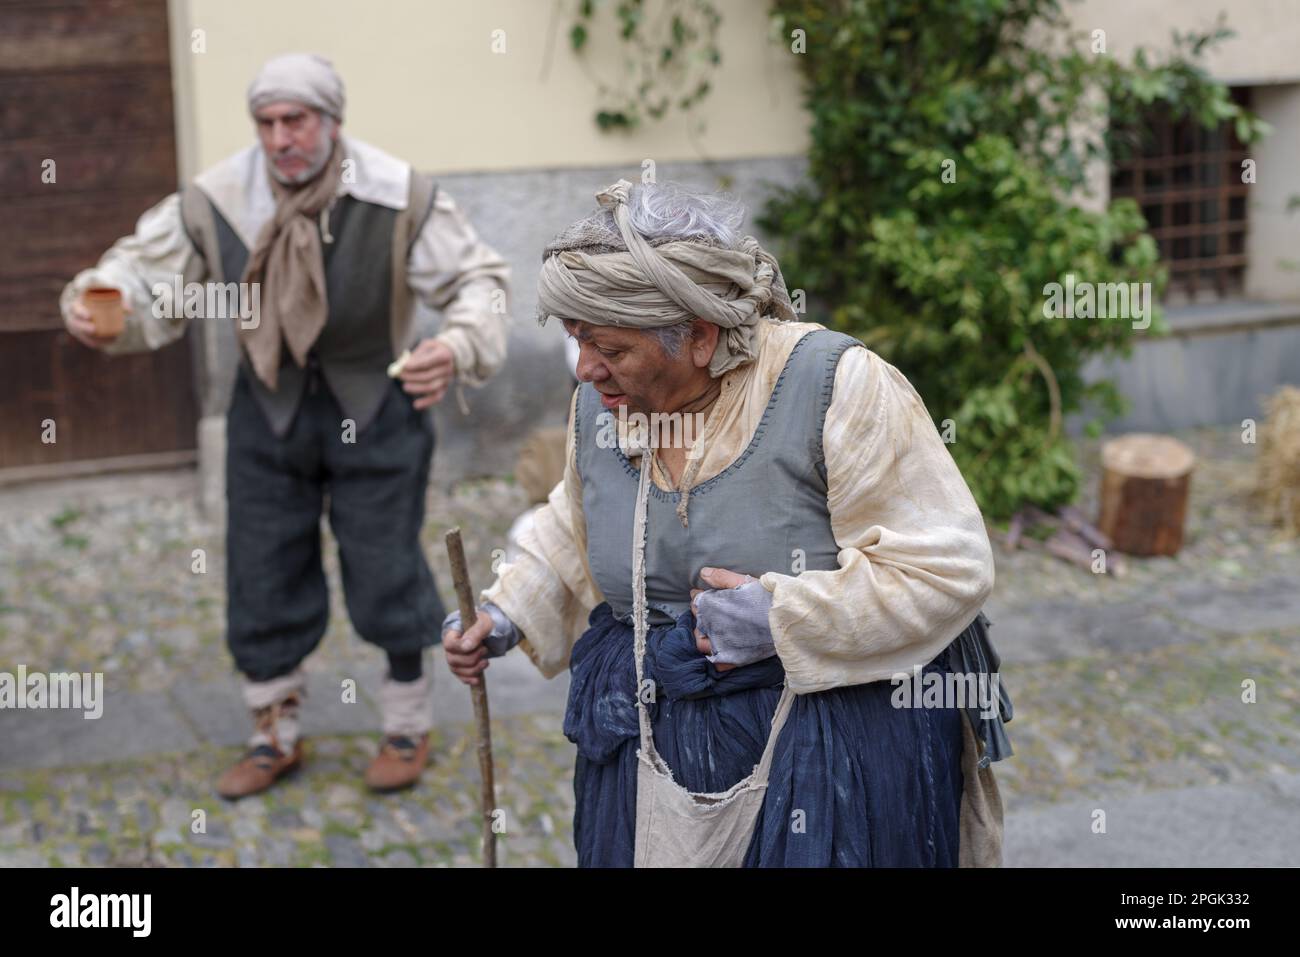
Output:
top-left (1004, 772), bottom-right (1300, 867)
top-left (0, 689), bottom-right (201, 771)
top-left (1163, 575), bottom-right (1300, 636)
top-left (982, 598), bottom-right (1203, 665)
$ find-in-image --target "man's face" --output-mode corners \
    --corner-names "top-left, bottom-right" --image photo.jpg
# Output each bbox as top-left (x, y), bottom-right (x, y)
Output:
top-left (562, 318), bottom-right (707, 416)
top-left (254, 101), bottom-right (337, 184)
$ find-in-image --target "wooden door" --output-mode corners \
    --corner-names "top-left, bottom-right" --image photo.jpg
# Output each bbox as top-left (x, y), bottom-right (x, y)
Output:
top-left (0, 0), bottom-right (197, 478)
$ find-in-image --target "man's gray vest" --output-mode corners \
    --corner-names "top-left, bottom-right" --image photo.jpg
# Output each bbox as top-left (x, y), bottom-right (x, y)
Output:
top-left (576, 328), bottom-right (863, 627)
top-left (178, 173), bottom-right (438, 437)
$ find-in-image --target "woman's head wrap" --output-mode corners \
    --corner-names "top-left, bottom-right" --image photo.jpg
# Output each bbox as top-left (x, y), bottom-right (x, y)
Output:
top-left (247, 52), bottom-right (345, 123)
top-left (537, 179), bottom-right (797, 377)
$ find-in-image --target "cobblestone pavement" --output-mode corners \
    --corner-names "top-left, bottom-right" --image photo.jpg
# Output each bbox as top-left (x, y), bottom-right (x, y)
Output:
top-left (1, 425), bottom-right (1297, 866)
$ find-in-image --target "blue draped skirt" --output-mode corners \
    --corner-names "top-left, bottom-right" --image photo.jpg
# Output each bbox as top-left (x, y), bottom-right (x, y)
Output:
top-left (563, 602), bottom-right (966, 867)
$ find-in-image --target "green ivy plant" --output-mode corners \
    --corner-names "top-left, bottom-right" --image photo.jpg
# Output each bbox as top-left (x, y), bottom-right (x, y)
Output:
top-left (569, 0), bottom-right (722, 130)
top-left (760, 0), bottom-right (1269, 521)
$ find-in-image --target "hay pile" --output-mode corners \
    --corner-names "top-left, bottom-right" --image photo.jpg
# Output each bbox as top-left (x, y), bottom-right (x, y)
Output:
top-left (1256, 385), bottom-right (1300, 535)
top-left (515, 426), bottom-right (569, 506)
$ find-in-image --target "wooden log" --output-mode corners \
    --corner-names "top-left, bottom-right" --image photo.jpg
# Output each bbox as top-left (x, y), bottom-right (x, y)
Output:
top-left (1097, 434), bottom-right (1195, 556)
top-left (1057, 503), bottom-right (1114, 552)
top-left (1044, 528), bottom-right (1098, 571)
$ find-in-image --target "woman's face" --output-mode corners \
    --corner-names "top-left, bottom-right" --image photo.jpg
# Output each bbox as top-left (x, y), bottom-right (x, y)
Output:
top-left (562, 319), bottom-right (717, 415)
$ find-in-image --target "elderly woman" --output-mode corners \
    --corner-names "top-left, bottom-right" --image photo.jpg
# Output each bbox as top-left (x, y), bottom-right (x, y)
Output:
top-left (443, 179), bottom-right (1011, 867)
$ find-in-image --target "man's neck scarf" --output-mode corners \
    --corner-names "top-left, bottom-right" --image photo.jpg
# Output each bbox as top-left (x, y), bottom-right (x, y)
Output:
top-left (239, 138), bottom-right (344, 390)
top-left (536, 179), bottom-right (797, 378)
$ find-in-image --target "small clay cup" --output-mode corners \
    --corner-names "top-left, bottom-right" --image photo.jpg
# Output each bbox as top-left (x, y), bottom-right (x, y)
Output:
top-left (84, 287), bottom-right (125, 337)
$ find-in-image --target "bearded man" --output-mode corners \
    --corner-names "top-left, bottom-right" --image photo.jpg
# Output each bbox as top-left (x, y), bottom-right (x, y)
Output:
top-left (60, 53), bottom-right (511, 798)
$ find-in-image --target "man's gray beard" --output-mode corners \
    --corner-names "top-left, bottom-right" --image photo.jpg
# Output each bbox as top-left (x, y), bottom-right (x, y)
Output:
top-left (268, 149), bottom-right (329, 186)
top-left (267, 127), bottom-right (335, 186)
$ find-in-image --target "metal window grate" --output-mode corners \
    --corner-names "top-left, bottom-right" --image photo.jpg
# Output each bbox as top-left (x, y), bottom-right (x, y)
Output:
top-left (1110, 87), bottom-right (1252, 303)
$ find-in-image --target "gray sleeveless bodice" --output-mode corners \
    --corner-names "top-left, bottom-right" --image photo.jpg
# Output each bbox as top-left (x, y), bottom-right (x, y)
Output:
top-left (576, 328), bottom-right (863, 626)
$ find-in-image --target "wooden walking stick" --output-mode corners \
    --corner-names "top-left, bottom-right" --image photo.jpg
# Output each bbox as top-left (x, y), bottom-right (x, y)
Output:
top-left (445, 527), bottom-right (497, 868)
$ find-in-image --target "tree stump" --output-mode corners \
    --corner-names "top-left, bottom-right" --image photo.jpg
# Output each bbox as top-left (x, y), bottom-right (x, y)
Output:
top-left (1097, 434), bottom-right (1195, 556)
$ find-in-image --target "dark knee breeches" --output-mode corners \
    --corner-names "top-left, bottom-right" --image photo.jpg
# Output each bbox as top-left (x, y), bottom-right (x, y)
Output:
top-left (224, 365), bottom-right (446, 682)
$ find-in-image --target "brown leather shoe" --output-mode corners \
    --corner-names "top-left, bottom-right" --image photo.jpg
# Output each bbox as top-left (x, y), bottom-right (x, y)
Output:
top-left (216, 692), bottom-right (304, 800)
top-left (364, 734), bottom-right (429, 792)
top-left (215, 740), bottom-right (304, 800)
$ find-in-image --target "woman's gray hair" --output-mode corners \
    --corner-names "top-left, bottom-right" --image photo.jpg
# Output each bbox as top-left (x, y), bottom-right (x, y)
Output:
top-left (542, 180), bottom-right (747, 260)
top-left (623, 180), bottom-right (746, 248)
top-left (542, 180), bottom-right (750, 356)
top-left (650, 321), bottom-right (696, 358)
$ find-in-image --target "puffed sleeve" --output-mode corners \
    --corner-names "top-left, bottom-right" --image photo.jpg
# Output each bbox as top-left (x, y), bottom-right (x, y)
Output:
top-left (481, 387), bottom-right (602, 677)
top-left (406, 188), bottom-right (511, 388)
top-left (59, 192), bottom-right (207, 354)
top-left (758, 346), bottom-right (995, 694)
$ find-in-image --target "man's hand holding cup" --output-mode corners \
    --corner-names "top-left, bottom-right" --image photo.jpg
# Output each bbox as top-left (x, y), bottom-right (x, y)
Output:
top-left (66, 287), bottom-right (127, 350)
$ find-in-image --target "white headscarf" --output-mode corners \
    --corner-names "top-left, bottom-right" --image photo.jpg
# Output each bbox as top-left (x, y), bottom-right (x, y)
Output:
top-left (247, 52), bottom-right (345, 122)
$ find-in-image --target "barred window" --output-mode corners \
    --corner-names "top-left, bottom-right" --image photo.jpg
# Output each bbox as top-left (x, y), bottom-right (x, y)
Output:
top-left (1110, 86), bottom-right (1252, 304)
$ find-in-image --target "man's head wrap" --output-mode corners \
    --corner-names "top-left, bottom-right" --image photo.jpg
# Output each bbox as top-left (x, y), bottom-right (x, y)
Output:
top-left (247, 52), bottom-right (345, 122)
top-left (536, 179), bottom-right (797, 377)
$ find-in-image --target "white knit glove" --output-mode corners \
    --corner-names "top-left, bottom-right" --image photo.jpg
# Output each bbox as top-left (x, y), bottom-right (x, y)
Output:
top-left (693, 579), bottom-right (777, 667)
top-left (441, 602), bottom-right (520, 658)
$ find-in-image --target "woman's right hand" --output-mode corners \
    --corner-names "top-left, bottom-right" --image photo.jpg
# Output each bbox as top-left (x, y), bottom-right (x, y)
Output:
top-left (443, 609), bottom-right (495, 686)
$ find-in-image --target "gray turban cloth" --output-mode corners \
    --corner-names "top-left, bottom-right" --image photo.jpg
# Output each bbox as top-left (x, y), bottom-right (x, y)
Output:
top-left (535, 179), bottom-right (798, 378)
top-left (247, 52), bottom-right (345, 122)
